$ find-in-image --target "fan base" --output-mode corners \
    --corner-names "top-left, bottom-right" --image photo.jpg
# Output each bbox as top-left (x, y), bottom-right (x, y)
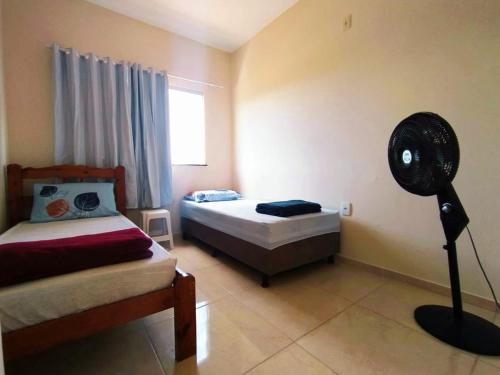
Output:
top-left (415, 305), bottom-right (500, 355)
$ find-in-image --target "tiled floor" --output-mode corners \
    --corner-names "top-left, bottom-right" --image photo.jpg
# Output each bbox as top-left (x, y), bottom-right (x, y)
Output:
top-left (5, 239), bottom-right (500, 375)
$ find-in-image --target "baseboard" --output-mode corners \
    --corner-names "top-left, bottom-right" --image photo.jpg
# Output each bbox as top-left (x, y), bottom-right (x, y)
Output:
top-left (337, 255), bottom-right (498, 312)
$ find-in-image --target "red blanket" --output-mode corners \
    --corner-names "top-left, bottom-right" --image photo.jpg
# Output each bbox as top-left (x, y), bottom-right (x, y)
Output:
top-left (0, 228), bottom-right (153, 287)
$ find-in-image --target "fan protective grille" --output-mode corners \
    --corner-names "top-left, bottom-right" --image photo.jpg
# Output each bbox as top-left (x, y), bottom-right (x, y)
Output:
top-left (388, 112), bottom-right (459, 196)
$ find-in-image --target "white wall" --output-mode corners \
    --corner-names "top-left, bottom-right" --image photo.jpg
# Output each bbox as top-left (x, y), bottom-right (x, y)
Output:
top-left (232, 0), bottom-right (500, 300)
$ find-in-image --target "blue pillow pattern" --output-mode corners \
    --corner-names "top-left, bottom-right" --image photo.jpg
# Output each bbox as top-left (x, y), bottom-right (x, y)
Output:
top-left (31, 183), bottom-right (119, 223)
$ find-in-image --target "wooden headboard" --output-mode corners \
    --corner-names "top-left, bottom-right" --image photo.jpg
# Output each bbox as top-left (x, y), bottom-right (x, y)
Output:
top-left (6, 164), bottom-right (126, 228)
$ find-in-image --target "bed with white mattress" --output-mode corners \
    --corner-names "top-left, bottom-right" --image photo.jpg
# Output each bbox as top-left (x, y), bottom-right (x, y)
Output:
top-left (181, 199), bottom-right (340, 287)
top-left (2, 164), bottom-right (196, 362)
top-left (0, 215), bottom-right (177, 333)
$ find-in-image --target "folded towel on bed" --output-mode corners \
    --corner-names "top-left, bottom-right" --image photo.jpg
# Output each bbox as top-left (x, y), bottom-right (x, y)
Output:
top-left (256, 200), bottom-right (322, 217)
top-left (0, 228), bottom-right (153, 287)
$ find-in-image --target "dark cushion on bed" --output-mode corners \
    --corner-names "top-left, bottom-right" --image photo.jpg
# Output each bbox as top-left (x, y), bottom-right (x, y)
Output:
top-left (256, 200), bottom-right (322, 217)
top-left (0, 228), bottom-right (153, 287)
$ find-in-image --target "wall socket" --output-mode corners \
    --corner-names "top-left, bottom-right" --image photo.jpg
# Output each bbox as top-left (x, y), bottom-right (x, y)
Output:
top-left (343, 14), bottom-right (352, 31)
top-left (341, 201), bottom-right (352, 216)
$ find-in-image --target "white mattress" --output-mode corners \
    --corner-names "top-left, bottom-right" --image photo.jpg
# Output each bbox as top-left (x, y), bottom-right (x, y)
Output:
top-left (181, 199), bottom-right (340, 250)
top-left (0, 215), bottom-right (177, 333)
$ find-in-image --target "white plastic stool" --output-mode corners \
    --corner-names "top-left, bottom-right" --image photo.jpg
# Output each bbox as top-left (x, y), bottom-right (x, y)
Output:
top-left (141, 209), bottom-right (174, 249)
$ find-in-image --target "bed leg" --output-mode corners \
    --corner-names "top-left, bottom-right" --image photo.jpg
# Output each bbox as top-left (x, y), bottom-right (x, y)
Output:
top-left (261, 274), bottom-right (270, 288)
top-left (327, 255), bottom-right (335, 264)
top-left (174, 273), bottom-right (197, 361)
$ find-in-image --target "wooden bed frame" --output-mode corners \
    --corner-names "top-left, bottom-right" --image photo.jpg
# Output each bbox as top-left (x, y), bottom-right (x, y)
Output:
top-left (182, 217), bottom-right (340, 287)
top-left (2, 164), bottom-right (196, 362)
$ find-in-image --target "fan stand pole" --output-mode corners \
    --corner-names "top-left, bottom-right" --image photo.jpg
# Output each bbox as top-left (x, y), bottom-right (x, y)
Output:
top-left (444, 241), bottom-right (463, 319)
top-left (414, 240), bottom-right (500, 355)
top-left (414, 186), bottom-right (500, 355)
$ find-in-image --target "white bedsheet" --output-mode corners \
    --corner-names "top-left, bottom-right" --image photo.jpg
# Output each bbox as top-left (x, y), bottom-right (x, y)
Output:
top-left (181, 199), bottom-right (340, 250)
top-left (0, 215), bottom-right (177, 333)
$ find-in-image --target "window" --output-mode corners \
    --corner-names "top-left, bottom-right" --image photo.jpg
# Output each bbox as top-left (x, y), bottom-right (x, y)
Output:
top-left (169, 88), bottom-right (206, 165)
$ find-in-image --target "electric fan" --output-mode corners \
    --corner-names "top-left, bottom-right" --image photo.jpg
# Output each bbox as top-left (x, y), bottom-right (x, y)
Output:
top-left (388, 112), bottom-right (500, 355)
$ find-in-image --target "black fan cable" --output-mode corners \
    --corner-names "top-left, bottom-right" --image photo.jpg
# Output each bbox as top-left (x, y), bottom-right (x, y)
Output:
top-left (466, 226), bottom-right (500, 311)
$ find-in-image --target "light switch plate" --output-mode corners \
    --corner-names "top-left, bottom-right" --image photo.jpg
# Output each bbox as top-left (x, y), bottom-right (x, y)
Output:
top-left (341, 201), bottom-right (352, 216)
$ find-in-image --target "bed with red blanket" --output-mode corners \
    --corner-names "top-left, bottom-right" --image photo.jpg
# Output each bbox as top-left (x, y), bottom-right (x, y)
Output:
top-left (0, 215), bottom-right (176, 332)
top-left (1, 164), bottom-right (196, 362)
top-left (0, 225), bottom-right (154, 287)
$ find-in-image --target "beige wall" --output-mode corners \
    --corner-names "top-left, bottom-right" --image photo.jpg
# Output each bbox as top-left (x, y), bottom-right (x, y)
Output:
top-left (0, 0), bottom-right (8, 233)
top-left (2, 0), bottom-right (233, 232)
top-left (232, 0), bottom-right (500, 300)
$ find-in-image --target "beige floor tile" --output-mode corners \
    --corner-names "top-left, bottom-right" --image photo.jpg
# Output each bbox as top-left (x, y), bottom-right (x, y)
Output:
top-left (359, 280), bottom-right (496, 331)
top-left (473, 360), bottom-right (500, 374)
top-left (6, 324), bottom-right (163, 375)
top-left (268, 260), bottom-right (338, 289)
top-left (172, 241), bottom-right (233, 302)
top-left (246, 344), bottom-right (337, 375)
top-left (298, 305), bottom-right (476, 375)
top-left (480, 314), bottom-right (500, 369)
top-left (194, 260), bottom-right (261, 295)
top-left (170, 241), bottom-right (221, 271)
top-left (146, 296), bottom-right (292, 375)
top-left (141, 273), bottom-right (231, 328)
top-left (313, 263), bottom-right (389, 302)
top-left (267, 260), bottom-right (386, 301)
top-left (235, 282), bottom-right (352, 340)
top-left (173, 252), bottom-right (198, 274)
top-left (193, 270), bottom-right (232, 308)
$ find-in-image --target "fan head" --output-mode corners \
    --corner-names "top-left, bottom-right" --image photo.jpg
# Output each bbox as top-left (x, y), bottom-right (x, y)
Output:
top-left (388, 112), bottom-right (459, 196)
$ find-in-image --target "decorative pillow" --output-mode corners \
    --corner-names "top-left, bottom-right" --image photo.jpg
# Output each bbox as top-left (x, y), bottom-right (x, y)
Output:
top-left (30, 183), bottom-right (119, 223)
top-left (184, 190), bottom-right (241, 203)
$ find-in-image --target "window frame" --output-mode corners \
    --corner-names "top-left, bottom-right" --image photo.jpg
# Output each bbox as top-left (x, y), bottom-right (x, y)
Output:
top-left (168, 86), bottom-right (207, 167)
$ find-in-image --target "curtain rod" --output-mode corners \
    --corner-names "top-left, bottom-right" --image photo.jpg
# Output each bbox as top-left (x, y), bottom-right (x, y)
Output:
top-left (46, 45), bottom-right (224, 89)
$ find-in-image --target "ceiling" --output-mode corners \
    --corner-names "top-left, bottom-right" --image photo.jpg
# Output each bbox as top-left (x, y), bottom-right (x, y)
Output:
top-left (85, 0), bottom-right (299, 52)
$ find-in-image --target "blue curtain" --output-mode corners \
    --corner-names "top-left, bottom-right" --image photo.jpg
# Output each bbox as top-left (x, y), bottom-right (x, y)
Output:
top-left (52, 44), bottom-right (173, 209)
